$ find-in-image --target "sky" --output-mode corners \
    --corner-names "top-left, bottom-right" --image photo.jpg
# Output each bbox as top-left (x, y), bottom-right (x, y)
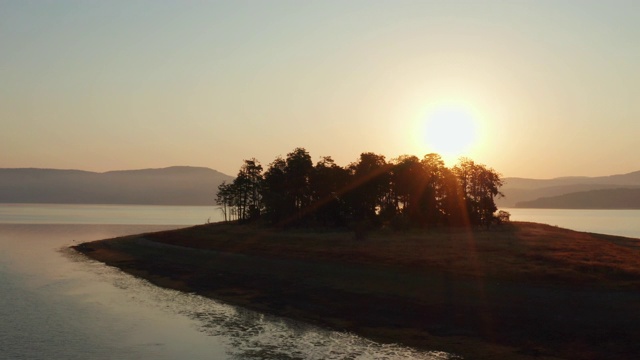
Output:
top-left (2, 0), bottom-right (639, 179)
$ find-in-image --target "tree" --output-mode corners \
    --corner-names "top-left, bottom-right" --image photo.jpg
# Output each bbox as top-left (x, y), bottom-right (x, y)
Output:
top-left (215, 181), bottom-right (232, 222)
top-left (391, 155), bottom-right (426, 224)
top-left (452, 158), bottom-right (504, 226)
top-left (346, 152), bottom-right (391, 225)
top-left (439, 166), bottom-right (467, 226)
top-left (419, 153), bottom-right (448, 226)
top-left (215, 159), bottom-right (264, 222)
top-left (284, 147), bottom-right (314, 223)
top-left (219, 147), bottom-right (505, 231)
top-left (238, 158), bottom-right (263, 220)
top-left (261, 157), bottom-right (288, 224)
top-left (310, 156), bottom-right (351, 226)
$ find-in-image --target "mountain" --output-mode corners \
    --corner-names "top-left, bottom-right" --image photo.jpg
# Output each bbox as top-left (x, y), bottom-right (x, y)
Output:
top-left (516, 188), bottom-right (640, 209)
top-left (497, 170), bottom-right (640, 208)
top-left (0, 166), bottom-right (234, 205)
top-left (4, 166), bottom-right (638, 209)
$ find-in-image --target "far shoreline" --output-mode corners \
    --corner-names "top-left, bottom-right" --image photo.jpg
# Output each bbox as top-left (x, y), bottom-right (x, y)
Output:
top-left (73, 221), bottom-right (640, 360)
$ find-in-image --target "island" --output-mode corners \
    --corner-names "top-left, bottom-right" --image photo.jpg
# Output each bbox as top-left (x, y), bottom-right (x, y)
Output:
top-left (73, 221), bottom-right (640, 360)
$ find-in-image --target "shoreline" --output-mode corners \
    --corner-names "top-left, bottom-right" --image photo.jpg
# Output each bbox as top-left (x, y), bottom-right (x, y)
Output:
top-left (72, 222), bottom-right (640, 360)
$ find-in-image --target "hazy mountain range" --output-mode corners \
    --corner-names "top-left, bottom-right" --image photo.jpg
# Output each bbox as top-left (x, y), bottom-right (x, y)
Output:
top-left (1, 167), bottom-right (639, 208)
top-left (0, 166), bottom-right (233, 205)
top-left (497, 170), bottom-right (640, 209)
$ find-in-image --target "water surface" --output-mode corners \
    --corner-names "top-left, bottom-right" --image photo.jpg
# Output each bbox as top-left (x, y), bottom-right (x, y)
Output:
top-left (0, 205), bottom-right (455, 360)
top-left (0, 203), bottom-right (224, 225)
top-left (505, 208), bottom-right (640, 238)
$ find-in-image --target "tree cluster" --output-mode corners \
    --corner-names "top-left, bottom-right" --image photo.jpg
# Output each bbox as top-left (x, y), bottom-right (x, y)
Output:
top-left (216, 147), bottom-right (504, 229)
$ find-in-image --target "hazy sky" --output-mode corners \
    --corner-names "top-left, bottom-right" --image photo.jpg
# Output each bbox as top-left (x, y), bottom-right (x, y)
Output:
top-left (2, 0), bottom-right (639, 178)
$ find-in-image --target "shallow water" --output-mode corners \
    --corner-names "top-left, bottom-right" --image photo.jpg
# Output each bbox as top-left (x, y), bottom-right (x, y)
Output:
top-left (0, 216), bottom-right (456, 359)
top-left (0, 224), bottom-right (229, 360)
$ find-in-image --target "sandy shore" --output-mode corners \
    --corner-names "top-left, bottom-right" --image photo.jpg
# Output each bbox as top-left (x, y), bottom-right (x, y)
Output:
top-left (73, 222), bottom-right (640, 360)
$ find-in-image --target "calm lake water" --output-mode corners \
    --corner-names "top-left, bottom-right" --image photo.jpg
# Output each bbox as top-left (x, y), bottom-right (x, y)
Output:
top-left (0, 204), bottom-right (454, 360)
top-left (504, 208), bottom-right (640, 238)
top-left (0, 203), bottom-right (225, 225)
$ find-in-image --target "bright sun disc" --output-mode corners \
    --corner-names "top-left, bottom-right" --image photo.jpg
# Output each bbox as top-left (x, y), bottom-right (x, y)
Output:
top-left (420, 105), bottom-right (479, 161)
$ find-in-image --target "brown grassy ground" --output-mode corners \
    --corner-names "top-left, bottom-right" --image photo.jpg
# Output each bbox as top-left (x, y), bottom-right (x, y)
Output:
top-left (73, 222), bottom-right (640, 360)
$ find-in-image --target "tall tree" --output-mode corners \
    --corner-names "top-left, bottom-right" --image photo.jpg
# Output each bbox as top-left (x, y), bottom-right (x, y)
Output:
top-left (284, 147), bottom-right (314, 223)
top-left (452, 158), bottom-right (503, 226)
top-left (239, 158), bottom-right (263, 220)
top-left (391, 155), bottom-right (424, 223)
top-left (346, 152), bottom-right (390, 224)
top-left (261, 157), bottom-right (288, 224)
top-left (215, 181), bottom-right (232, 222)
top-left (215, 159), bottom-right (264, 222)
top-left (310, 156), bottom-right (351, 226)
top-left (439, 166), bottom-right (466, 226)
top-left (420, 153), bottom-right (448, 226)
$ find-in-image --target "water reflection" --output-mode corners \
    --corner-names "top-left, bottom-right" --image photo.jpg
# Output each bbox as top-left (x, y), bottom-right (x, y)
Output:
top-left (1, 224), bottom-right (228, 360)
top-left (68, 250), bottom-right (458, 360)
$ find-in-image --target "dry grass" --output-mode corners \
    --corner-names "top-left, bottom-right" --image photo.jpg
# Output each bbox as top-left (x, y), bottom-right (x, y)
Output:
top-left (145, 221), bottom-right (640, 289)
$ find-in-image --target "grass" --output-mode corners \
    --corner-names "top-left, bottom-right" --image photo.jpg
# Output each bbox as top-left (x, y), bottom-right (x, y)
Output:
top-left (142, 221), bottom-right (640, 290)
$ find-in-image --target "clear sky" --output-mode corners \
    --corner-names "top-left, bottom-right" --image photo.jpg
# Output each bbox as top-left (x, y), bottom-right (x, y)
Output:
top-left (2, 0), bottom-right (639, 178)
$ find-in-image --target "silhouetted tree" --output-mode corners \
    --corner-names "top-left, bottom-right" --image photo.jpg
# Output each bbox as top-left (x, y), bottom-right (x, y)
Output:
top-left (238, 158), bottom-right (263, 220)
top-left (216, 147), bottom-right (505, 231)
top-left (420, 153), bottom-right (450, 226)
top-left (346, 152), bottom-right (391, 226)
top-left (216, 181), bottom-right (232, 222)
top-left (391, 155), bottom-right (424, 224)
top-left (283, 148), bottom-right (314, 223)
top-left (261, 157), bottom-right (288, 224)
top-left (439, 166), bottom-right (467, 226)
top-left (215, 159), bottom-right (264, 222)
top-left (310, 156), bottom-right (351, 226)
top-left (452, 158), bottom-right (503, 226)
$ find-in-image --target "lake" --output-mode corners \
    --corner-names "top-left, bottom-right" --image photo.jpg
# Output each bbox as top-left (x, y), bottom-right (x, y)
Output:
top-left (504, 208), bottom-right (640, 238)
top-left (0, 203), bottom-right (225, 225)
top-left (0, 204), bottom-right (453, 360)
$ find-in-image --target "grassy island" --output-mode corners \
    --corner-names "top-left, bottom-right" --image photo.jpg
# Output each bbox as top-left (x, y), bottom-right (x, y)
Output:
top-left (73, 221), bottom-right (640, 360)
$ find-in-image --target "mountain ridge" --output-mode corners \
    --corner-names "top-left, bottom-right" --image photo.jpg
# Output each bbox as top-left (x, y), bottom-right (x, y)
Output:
top-left (498, 170), bottom-right (640, 208)
top-left (0, 166), bottom-right (234, 206)
top-left (3, 167), bottom-right (639, 208)
top-left (515, 188), bottom-right (640, 209)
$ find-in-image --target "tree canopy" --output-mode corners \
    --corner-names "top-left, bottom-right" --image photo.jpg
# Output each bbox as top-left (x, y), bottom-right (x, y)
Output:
top-left (216, 147), bottom-right (504, 229)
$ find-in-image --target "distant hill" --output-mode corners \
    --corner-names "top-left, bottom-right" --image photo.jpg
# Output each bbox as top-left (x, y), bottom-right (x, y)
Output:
top-left (497, 170), bottom-right (640, 208)
top-left (516, 188), bottom-right (640, 209)
top-left (5, 166), bottom-right (638, 209)
top-left (0, 166), bottom-right (234, 205)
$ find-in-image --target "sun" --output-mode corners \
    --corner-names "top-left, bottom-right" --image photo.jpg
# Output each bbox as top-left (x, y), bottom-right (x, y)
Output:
top-left (417, 104), bottom-right (479, 163)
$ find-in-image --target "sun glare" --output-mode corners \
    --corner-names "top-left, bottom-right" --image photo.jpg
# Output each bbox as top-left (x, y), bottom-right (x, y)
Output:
top-left (416, 104), bottom-right (480, 163)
